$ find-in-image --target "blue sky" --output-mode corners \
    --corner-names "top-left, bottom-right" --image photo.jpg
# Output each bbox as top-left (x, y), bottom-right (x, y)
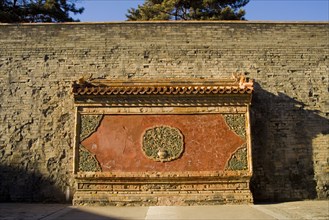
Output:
top-left (72, 0), bottom-right (329, 22)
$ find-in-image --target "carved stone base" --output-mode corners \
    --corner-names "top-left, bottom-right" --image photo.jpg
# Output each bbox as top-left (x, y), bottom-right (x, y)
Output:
top-left (73, 175), bottom-right (253, 206)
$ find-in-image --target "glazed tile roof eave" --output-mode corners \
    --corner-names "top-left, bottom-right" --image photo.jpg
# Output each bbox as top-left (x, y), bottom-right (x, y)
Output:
top-left (72, 86), bottom-right (253, 96)
top-left (72, 77), bottom-right (254, 96)
top-left (72, 88), bottom-right (253, 96)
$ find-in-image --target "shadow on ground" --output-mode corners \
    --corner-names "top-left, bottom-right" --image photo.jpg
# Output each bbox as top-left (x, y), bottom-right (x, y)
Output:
top-left (250, 83), bottom-right (329, 202)
top-left (0, 204), bottom-right (123, 220)
top-left (53, 208), bottom-right (123, 220)
top-left (0, 165), bottom-right (66, 202)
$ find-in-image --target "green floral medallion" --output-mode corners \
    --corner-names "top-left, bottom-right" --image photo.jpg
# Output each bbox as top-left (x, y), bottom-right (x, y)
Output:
top-left (142, 126), bottom-right (184, 162)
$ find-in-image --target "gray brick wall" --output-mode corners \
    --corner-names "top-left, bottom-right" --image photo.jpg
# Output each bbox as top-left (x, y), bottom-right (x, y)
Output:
top-left (0, 21), bottom-right (328, 202)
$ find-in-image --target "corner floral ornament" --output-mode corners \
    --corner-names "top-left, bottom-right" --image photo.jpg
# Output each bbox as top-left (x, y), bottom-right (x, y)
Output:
top-left (142, 126), bottom-right (184, 162)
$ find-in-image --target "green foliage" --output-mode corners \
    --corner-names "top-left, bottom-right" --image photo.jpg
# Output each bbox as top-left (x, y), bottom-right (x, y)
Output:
top-left (126, 0), bottom-right (249, 21)
top-left (0, 0), bottom-right (84, 23)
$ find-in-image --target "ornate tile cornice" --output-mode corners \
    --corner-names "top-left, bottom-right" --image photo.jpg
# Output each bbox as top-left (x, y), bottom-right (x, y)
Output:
top-left (72, 76), bottom-right (253, 96)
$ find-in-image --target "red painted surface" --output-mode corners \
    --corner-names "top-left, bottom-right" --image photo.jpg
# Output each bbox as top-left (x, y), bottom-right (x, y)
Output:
top-left (81, 114), bottom-right (244, 172)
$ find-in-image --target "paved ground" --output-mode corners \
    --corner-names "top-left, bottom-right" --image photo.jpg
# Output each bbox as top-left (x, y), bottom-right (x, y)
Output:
top-left (0, 200), bottom-right (328, 220)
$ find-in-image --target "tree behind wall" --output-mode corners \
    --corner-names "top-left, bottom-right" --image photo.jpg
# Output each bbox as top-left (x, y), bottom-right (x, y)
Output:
top-left (126, 0), bottom-right (249, 21)
top-left (0, 0), bottom-right (83, 23)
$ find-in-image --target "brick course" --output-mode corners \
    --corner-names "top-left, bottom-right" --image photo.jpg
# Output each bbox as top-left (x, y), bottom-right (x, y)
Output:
top-left (0, 21), bottom-right (328, 202)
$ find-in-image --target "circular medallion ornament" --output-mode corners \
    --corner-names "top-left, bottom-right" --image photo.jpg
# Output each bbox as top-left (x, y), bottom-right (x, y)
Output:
top-left (142, 126), bottom-right (184, 162)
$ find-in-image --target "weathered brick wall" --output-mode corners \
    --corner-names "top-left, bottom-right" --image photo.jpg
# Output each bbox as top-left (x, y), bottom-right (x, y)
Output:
top-left (0, 22), bottom-right (328, 202)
